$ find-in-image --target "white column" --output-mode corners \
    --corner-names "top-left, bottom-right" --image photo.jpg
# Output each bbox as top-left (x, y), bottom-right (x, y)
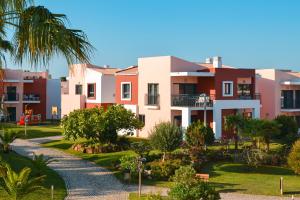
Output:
top-left (213, 107), bottom-right (222, 139)
top-left (181, 108), bottom-right (191, 130)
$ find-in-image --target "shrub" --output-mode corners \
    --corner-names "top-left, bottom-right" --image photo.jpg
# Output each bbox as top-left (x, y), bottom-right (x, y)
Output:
top-left (145, 193), bottom-right (165, 200)
top-left (149, 122), bottom-right (182, 162)
top-left (186, 121), bottom-right (215, 148)
top-left (119, 155), bottom-right (138, 177)
top-left (169, 166), bottom-right (220, 200)
top-left (61, 105), bottom-right (143, 145)
top-left (242, 148), bottom-right (266, 168)
top-left (288, 140), bottom-right (300, 174)
top-left (275, 115), bottom-right (299, 144)
top-left (0, 129), bottom-right (17, 153)
top-left (131, 141), bottom-right (151, 157)
top-left (147, 159), bottom-right (183, 180)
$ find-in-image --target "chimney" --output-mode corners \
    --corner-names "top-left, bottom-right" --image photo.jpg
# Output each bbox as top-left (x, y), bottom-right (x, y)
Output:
top-left (103, 65), bottom-right (110, 68)
top-left (213, 56), bottom-right (222, 68)
top-left (205, 57), bottom-right (213, 64)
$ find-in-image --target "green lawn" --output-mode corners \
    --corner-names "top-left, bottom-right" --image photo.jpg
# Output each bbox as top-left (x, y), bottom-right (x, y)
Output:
top-left (202, 162), bottom-right (300, 196)
top-left (42, 139), bottom-right (171, 187)
top-left (0, 151), bottom-right (67, 200)
top-left (0, 123), bottom-right (62, 139)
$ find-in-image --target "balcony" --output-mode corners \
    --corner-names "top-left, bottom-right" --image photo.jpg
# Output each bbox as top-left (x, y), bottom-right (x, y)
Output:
top-left (23, 94), bottom-right (40, 103)
top-left (238, 93), bottom-right (261, 100)
top-left (3, 93), bottom-right (19, 103)
top-left (171, 94), bottom-right (214, 108)
top-left (145, 94), bottom-right (160, 109)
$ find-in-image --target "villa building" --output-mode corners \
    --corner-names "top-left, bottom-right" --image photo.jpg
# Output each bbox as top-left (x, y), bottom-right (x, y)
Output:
top-left (0, 68), bottom-right (61, 122)
top-left (61, 64), bottom-right (119, 117)
top-left (256, 69), bottom-right (300, 128)
top-left (116, 56), bottom-right (261, 138)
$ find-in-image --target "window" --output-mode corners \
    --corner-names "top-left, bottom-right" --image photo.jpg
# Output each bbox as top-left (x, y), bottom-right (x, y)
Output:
top-left (222, 81), bottom-right (233, 96)
top-left (296, 90), bottom-right (300, 108)
top-left (179, 84), bottom-right (197, 95)
top-left (87, 83), bottom-right (96, 98)
top-left (147, 83), bottom-right (159, 105)
top-left (281, 90), bottom-right (294, 109)
top-left (75, 84), bottom-right (82, 95)
top-left (139, 114), bottom-right (145, 124)
top-left (237, 84), bottom-right (252, 99)
top-left (121, 82), bottom-right (131, 100)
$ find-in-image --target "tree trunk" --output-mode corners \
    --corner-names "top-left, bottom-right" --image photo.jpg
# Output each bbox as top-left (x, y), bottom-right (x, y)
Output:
top-left (234, 134), bottom-right (238, 150)
top-left (162, 152), bottom-right (166, 162)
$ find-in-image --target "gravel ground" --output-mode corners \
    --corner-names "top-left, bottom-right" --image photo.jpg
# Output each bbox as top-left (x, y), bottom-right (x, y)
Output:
top-left (11, 136), bottom-right (300, 200)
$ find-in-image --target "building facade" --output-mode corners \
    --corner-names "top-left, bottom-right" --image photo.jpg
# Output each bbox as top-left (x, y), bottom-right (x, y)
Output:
top-left (0, 69), bottom-right (61, 122)
top-left (61, 64), bottom-right (119, 117)
top-left (116, 56), bottom-right (261, 138)
top-left (256, 69), bottom-right (300, 128)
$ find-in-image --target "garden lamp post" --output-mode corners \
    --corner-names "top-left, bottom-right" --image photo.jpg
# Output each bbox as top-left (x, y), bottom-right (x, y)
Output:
top-left (200, 93), bottom-right (209, 127)
top-left (137, 157), bottom-right (146, 197)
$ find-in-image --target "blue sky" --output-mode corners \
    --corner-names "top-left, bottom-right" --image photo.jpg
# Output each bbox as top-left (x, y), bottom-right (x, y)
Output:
top-left (7, 0), bottom-right (300, 78)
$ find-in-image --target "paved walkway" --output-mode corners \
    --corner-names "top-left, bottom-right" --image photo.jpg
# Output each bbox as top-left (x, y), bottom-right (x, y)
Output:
top-left (11, 136), bottom-right (300, 200)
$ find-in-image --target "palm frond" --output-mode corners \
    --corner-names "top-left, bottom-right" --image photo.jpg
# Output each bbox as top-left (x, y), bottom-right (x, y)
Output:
top-left (13, 5), bottom-right (93, 66)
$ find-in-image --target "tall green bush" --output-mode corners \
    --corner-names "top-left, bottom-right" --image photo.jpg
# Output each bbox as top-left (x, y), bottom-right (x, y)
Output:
top-left (186, 121), bottom-right (215, 148)
top-left (288, 140), bottom-right (300, 174)
top-left (149, 122), bottom-right (182, 162)
top-left (275, 115), bottom-right (299, 144)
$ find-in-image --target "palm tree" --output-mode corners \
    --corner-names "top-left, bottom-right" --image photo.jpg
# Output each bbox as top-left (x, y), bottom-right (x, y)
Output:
top-left (243, 118), bottom-right (263, 148)
top-left (1, 164), bottom-right (45, 200)
top-left (0, 0), bottom-right (93, 67)
top-left (32, 153), bottom-right (56, 176)
top-left (0, 129), bottom-right (17, 153)
top-left (224, 114), bottom-right (245, 150)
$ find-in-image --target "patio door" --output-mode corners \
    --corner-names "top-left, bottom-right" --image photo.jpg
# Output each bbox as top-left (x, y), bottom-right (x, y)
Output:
top-left (179, 84), bottom-right (197, 95)
top-left (7, 107), bottom-right (16, 122)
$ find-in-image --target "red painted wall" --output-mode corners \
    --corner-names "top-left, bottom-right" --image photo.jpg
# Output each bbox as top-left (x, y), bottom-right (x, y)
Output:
top-left (214, 68), bottom-right (256, 100)
top-left (221, 109), bottom-right (237, 139)
top-left (115, 74), bottom-right (138, 105)
top-left (23, 78), bottom-right (47, 120)
top-left (197, 77), bottom-right (216, 99)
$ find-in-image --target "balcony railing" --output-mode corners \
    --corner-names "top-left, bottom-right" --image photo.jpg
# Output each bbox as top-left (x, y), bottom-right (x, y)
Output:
top-left (23, 94), bottom-right (40, 101)
top-left (3, 93), bottom-right (19, 101)
top-left (238, 93), bottom-right (261, 100)
top-left (145, 94), bottom-right (160, 106)
top-left (171, 94), bottom-right (214, 107)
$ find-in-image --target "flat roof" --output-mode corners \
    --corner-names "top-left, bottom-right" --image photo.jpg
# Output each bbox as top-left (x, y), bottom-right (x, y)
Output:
top-left (170, 72), bottom-right (215, 77)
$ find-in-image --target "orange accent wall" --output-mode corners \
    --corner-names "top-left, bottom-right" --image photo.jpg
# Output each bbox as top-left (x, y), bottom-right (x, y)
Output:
top-left (214, 68), bottom-right (256, 100)
top-left (197, 77), bottom-right (216, 98)
top-left (85, 103), bottom-right (113, 109)
top-left (115, 74), bottom-right (138, 105)
top-left (23, 78), bottom-right (47, 120)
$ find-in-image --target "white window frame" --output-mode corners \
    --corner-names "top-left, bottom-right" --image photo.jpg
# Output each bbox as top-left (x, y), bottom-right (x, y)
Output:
top-left (222, 81), bottom-right (234, 97)
top-left (121, 82), bottom-right (131, 100)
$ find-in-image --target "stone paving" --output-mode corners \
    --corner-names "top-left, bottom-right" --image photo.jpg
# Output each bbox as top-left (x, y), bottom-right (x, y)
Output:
top-left (11, 136), bottom-right (300, 200)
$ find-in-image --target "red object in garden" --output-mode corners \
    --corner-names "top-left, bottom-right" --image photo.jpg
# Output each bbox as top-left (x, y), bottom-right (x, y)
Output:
top-left (19, 114), bottom-right (41, 125)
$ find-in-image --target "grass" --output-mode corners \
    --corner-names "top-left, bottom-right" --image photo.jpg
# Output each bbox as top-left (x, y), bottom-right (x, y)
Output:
top-left (129, 193), bottom-right (168, 200)
top-left (42, 138), bottom-right (171, 187)
top-left (0, 122), bottom-right (62, 139)
top-left (0, 151), bottom-right (67, 200)
top-left (202, 162), bottom-right (300, 196)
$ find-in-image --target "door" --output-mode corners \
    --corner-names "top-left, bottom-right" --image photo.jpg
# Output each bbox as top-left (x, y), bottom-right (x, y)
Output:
top-left (6, 86), bottom-right (17, 101)
top-left (7, 107), bottom-right (16, 122)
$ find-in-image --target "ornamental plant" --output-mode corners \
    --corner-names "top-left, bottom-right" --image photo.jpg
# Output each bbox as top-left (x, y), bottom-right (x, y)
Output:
top-left (149, 122), bottom-right (182, 162)
top-left (288, 140), bottom-right (300, 174)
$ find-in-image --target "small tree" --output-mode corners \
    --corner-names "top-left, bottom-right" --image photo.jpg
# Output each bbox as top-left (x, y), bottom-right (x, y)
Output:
top-left (61, 105), bottom-right (143, 144)
top-left (0, 165), bottom-right (45, 200)
top-left (288, 140), bottom-right (300, 174)
top-left (224, 114), bottom-right (245, 150)
top-left (149, 122), bottom-right (182, 162)
top-left (169, 166), bottom-right (220, 200)
top-left (275, 115), bottom-right (299, 144)
top-left (186, 121), bottom-right (215, 149)
top-left (243, 118), bottom-right (264, 148)
top-left (0, 129), bottom-right (17, 153)
top-left (258, 120), bottom-right (280, 152)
